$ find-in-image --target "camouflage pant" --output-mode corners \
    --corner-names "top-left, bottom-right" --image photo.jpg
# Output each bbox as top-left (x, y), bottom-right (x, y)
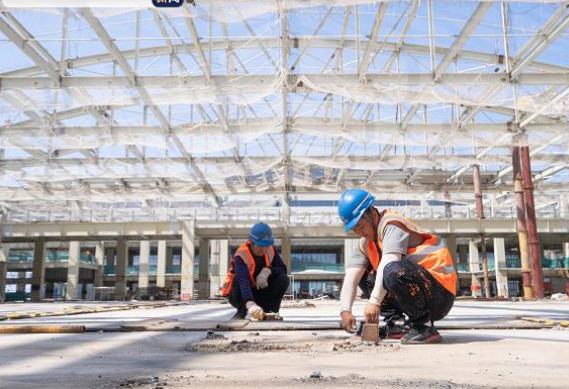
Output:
top-left (359, 260), bottom-right (455, 328)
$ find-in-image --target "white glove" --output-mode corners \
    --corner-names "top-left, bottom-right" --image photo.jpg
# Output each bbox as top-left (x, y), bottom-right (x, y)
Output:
top-left (246, 301), bottom-right (265, 321)
top-left (255, 267), bottom-right (271, 290)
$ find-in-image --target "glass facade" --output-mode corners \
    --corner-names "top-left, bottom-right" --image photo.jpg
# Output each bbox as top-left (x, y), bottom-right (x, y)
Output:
top-left (8, 249), bottom-right (33, 262)
top-left (291, 280), bottom-right (340, 299)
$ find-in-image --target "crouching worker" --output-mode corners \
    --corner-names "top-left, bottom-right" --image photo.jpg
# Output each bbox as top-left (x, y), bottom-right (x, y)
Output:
top-left (221, 222), bottom-right (290, 321)
top-left (338, 189), bottom-right (457, 344)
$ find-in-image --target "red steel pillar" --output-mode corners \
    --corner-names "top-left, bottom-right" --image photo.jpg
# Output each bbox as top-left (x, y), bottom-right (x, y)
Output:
top-left (519, 144), bottom-right (544, 298)
top-left (512, 145), bottom-right (534, 299)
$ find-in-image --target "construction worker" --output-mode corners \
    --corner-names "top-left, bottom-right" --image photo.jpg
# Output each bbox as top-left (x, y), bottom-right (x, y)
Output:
top-left (338, 189), bottom-right (457, 344)
top-left (221, 222), bottom-right (290, 320)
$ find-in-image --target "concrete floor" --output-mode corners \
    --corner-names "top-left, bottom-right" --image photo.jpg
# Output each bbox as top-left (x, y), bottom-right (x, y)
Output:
top-left (0, 300), bottom-right (568, 388)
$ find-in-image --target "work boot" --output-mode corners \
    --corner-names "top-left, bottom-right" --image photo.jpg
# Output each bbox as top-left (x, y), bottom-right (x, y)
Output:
top-left (400, 324), bottom-right (442, 344)
top-left (379, 322), bottom-right (409, 340)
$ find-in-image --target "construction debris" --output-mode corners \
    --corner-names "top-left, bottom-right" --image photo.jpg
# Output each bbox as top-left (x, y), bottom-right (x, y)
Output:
top-left (186, 332), bottom-right (400, 353)
top-left (280, 300), bottom-right (317, 309)
top-left (551, 293), bottom-right (569, 300)
top-left (206, 330), bottom-right (226, 340)
top-left (309, 371), bottom-right (322, 379)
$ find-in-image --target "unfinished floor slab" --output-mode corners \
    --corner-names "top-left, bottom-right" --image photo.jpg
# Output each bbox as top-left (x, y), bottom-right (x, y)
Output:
top-left (0, 300), bottom-right (568, 388)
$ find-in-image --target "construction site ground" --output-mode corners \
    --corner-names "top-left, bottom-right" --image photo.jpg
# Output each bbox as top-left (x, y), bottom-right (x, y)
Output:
top-left (1, 299), bottom-right (568, 388)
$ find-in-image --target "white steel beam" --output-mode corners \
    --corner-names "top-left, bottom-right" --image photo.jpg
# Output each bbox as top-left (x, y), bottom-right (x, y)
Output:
top-left (79, 8), bottom-right (222, 207)
top-left (6, 72), bottom-right (569, 89)
top-left (5, 38), bottom-right (569, 79)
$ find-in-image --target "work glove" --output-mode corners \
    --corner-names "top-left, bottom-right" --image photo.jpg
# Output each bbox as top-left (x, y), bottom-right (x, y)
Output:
top-left (255, 267), bottom-right (271, 290)
top-left (246, 301), bottom-right (265, 321)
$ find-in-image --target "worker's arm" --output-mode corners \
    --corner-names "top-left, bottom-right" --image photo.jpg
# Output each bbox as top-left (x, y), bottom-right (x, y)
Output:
top-left (233, 256), bottom-right (254, 303)
top-left (340, 266), bottom-right (367, 313)
top-left (364, 225), bottom-right (410, 323)
top-left (339, 242), bottom-right (368, 332)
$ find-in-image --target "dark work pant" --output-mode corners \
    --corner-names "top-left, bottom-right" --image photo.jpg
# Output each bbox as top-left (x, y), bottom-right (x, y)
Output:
top-left (228, 271), bottom-right (290, 316)
top-left (360, 260), bottom-right (455, 328)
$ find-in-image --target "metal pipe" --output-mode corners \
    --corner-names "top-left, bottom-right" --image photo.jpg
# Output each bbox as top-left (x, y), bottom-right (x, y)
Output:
top-left (473, 164), bottom-right (490, 298)
top-left (512, 145), bottom-right (534, 299)
top-left (519, 145), bottom-right (545, 298)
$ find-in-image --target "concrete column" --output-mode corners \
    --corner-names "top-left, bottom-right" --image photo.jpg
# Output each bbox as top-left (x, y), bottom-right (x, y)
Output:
top-left (157, 240), bottom-right (167, 288)
top-left (493, 237), bottom-right (509, 297)
top-left (114, 239), bottom-right (127, 300)
top-left (216, 239), bottom-right (229, 293)
top-left (94, 242), bottom-right (104, 287)
top-left (469, 239), bottom-right (482, 297)
top-left (138, 241), bottom-right (150, 295)
top-left (66, 241), bottom-right (80, 300)
top-left (281, 236), bottom-right (292, 272)
top-left (445, 235), bottom-right (458, 267)
top-left (0, 244), bottom-right (8, 303)
top-left (31, 239), bottom-right (45, 302)
top-left (564, 242), bottom-right (569, 262)
top-left (198, 238), bottom-right (210, 299)
top-left (211, 239), bottom-right (229, 296)
top-left (458, 244), bottom-right (468, 267)
top-left (445, 235), bottom-right (459, 292)
top-left (181, 220), bottom-right (196, 301)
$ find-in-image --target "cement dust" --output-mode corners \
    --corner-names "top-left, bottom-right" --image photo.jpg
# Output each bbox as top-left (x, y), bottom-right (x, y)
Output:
top-left (185, 331), bottom-right (400, 353)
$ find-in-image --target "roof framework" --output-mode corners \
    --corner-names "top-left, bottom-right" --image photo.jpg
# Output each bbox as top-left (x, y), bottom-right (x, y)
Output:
top-left (0, 0), bottom-right (569, 224)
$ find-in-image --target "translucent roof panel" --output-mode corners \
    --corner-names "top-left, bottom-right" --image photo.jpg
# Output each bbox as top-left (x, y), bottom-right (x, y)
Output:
top-left (0, 0), bottom-right (568, 224)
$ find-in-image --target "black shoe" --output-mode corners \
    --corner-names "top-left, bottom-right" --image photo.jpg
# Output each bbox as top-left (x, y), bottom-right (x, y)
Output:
top-left (401, 325), bottom-right (442, 344)
top-left (379, 322), bottom-right (409, 340)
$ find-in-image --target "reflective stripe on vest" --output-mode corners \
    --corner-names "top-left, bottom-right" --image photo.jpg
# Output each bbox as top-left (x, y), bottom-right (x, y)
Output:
top-left (366, 210), bottom-right (457, 295)
top-left (220, 241), bottom-right (275, 296)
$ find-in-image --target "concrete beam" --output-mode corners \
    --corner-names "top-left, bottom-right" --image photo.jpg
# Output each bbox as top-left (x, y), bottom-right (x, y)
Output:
top-left (2, 218), bottom-right (569, 243)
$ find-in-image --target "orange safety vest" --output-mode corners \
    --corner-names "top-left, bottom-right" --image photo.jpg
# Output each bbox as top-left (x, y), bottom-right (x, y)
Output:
top-left (220, 241), bottom-right (275, 297)
top-left (361, 209), bottom-right (457, 295)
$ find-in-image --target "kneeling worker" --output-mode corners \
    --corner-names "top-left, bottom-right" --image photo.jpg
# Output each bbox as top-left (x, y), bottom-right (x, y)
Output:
top-left (338, 189), bottom-right (457, 344)
top-left (221, 222), bottom-right (290, 320)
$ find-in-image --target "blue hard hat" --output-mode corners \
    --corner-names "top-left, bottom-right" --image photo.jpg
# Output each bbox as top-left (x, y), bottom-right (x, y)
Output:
top-left (338, 189), bottom-right (375, 232)
top-left (249, 222), bottom-right (274, 247)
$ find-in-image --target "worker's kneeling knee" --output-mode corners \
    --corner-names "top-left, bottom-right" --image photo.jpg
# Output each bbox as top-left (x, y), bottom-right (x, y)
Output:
top-left (383, 260), bottom-right (404, 279)
top-left (273, 272), bottom-right (290, 289)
